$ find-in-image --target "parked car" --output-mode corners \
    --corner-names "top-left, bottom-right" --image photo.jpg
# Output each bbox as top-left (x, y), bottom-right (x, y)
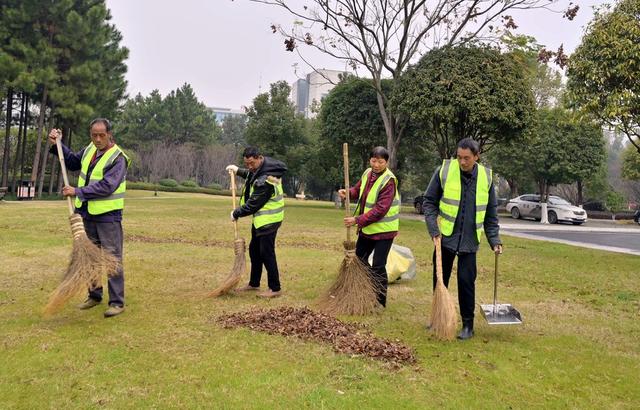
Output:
top-left (634, 210), bottom-right (640, 225)
top-left (506, 194), bottom-right (587, 225)
top-left (414, 195), bottom-right (424, 214)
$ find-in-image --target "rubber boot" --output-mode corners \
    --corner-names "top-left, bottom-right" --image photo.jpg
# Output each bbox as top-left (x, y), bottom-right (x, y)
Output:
top-left (457, 319), bottom-right (474, 340)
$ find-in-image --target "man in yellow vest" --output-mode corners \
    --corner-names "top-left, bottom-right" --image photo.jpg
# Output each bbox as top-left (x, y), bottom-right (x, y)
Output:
top-left (423, 138), bottom-right (502, 339)
top-left (339, 146), bottom-right (400, 308)
top-left (226, 147), bottom-right (287, 298)
top-left (48, 118), bottom-right (130, 318)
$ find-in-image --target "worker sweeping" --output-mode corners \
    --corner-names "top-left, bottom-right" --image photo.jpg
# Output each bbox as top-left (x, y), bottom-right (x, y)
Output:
top-left (423, 138), bottom-right (502, 340)
top-left (48, 118), bottom-right (130, 318)
top-left (226, 147), bottom-right (287, 298)
top-left (338, 146), bottom-right (400, 309)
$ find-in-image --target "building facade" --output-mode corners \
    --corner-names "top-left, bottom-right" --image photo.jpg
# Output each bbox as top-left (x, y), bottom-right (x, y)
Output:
top-left (290, 69), bottom-right (348, 118)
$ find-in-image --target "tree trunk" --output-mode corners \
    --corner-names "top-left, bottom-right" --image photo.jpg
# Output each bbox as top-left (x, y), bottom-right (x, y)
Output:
top-left (31, 85), bottom-right (48, 182)
top-left (10, 93), bottom-right (26, 193)
top-left (576, 179), bottom-right (583, 206)
top-left (18, 94), bottom-right (30, 188)
top-left (1, 88), bottom-right (13, 188)
top-left (540, 182), bottom-right (549, 224)
top-left (37, 110), bottom-right (55, 198)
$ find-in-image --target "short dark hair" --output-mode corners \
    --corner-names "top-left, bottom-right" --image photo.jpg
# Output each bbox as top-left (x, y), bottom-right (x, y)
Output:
top-left (457, 138), bottom-right (480, 155)
top-left (242, 146), bottom-right (262, 158)
top-left (369, 146), bottom-right (389, 161)
top-left (90, 118), bottom-right (112, 132)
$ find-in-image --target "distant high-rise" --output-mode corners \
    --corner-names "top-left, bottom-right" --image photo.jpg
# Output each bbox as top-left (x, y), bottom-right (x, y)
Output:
top-left (290, 69), bottom-right (348, 118)
top-left (209, 107), bottom-right (246, 124)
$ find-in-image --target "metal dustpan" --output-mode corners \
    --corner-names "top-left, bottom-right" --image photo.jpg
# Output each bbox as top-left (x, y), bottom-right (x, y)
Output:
top-left (481, 252), bottom-right (522, 325)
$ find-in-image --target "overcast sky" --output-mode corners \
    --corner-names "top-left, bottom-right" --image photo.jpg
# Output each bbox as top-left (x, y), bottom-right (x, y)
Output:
top-left (105, 0), bottom-right (609, 110)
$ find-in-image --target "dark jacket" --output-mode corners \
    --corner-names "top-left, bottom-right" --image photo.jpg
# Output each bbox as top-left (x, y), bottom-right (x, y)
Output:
top-left (423, 163), bottom-right (501, 253)
top-left (233, 156), bottom-right (287, 233)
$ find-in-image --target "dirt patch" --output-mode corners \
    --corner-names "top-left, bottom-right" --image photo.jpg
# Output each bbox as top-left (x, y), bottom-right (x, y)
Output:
top-left (217, 306), bottom-right (416, 367)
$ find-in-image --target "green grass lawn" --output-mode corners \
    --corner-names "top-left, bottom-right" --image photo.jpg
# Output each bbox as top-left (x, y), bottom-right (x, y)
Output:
top-left (1, 190), bottom-right (639, 409)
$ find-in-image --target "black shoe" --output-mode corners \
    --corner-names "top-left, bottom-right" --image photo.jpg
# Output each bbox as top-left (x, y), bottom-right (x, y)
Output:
top-left (457, 325), bottom-right (474, 340)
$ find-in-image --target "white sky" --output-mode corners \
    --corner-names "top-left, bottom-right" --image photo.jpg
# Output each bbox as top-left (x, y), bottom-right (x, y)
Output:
top-left (105, 0), bottom-right (608, 110)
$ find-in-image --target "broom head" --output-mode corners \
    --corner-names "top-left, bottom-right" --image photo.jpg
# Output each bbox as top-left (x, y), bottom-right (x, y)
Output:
top-left (316, 240), bottom-right (380, 316)
top-left (44, 214), bottom-right (120, 316)
top-left (207, 238), bottom-right (246, 297)
top-left (430, 276), bottom-right (457, 341)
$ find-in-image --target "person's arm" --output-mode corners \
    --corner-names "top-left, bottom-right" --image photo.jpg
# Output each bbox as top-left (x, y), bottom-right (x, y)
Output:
top-left (233, 179), bottom-right (274, 218)
top-left (49, 143), bottom-right (84, 172)
top-left (348, 179), bottom-right (361, 201)
top-left (236, 168), bottom-right (249, 179)
top-left (75, 156), bottom-right (126, 201)
top-left (423, 167), bottom-right (443, 237)
top-left (484, 180), bottom-right (502, 249)
top-left (355, 179), bottom-right (396, 228)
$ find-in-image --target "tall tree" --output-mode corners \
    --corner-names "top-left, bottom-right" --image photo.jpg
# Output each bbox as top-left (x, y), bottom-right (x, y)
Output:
top-left (249, 0), bottom-right (576, 170)
top-left (567, 0), bottom-right (640, 153)
top-left (220, 114), bottom-right (247, 146)
top-left (245, 81), bottom-right (306, 194)
top-left (394, 45), bottom-right (535, 159)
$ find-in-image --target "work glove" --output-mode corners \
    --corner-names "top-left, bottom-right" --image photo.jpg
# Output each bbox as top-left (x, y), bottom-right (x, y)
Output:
top-left (226, 164), bottom-right (239, 173)
top-left (230, 211), bottom-right (237, 222)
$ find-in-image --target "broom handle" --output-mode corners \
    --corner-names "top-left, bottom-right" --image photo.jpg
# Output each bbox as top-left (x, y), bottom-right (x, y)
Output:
top-left (435, 235), bottom-right (444, 283)
top-left (54, 133), bottom-right (75, 216)
top-left (343, 143), bottom-right (351, 243)
top-left (230, 170), bottom-right (239, 240)
top-left (493, 251), bottom-right (499, 315)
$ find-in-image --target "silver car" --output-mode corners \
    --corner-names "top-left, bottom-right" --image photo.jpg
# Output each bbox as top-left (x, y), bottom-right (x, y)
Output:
top-left (506, 194), bottom-right (587, 225)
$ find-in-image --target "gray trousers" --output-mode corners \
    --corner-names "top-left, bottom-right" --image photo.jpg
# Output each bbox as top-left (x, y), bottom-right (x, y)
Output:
top-left (83, 220), bottom-right (125, 307)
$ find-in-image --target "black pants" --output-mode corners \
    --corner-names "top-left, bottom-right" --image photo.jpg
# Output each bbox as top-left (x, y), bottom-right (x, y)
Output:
top-left (355, 236), bottom-right (393, 307)
top-left (83, 219), bottom-right (125, 307)
top-left (248, 226), bottom-right (281, 291)
top-left (432, 246), bottom-right (477, 324)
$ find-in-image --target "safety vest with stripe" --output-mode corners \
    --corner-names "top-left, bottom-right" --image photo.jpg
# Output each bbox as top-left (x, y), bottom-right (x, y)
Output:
top-left (75, 143), bottom-right (130, 215)
top-left (240, 176), bottom-right (285, 229)
top-left (438, 159), bottom-right (492, 243)
top-left (354, 168), bottom-right (400, 235)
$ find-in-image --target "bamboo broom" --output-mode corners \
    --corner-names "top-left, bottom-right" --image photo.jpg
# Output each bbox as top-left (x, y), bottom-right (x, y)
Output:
top-left (429, 235), bottom-right (457, 340)
top-left (44, 133), bottom-right (119, 316)
top-left (207, 169), bottom-right (246, 297)
top-left (317, 143), bottom-right (380, 315)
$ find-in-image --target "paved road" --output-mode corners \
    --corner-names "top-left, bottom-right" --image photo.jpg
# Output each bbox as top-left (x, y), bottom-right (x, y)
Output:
top-left (403, 212), bottom-right (640, 255)
top-left (498, 216), bottom-right (640, 256)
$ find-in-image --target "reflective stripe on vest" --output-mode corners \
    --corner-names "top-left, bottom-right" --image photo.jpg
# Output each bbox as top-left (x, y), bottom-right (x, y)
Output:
top-left (438, 159), bottom-right (491, 243)
top-left (239, 177), bottom-right (285, 229)
top-left (355, 168), bottom-right (400, 235)
top-left (75, 143), bottom-right (130, 215)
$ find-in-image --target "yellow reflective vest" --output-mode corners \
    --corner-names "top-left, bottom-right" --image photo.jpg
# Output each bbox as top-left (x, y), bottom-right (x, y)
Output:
top-left (438, 159), bottom-right (492, 243)
top-left (354, 168), bottom-right (400, 235)
top-left (240, 176), bottom-right (285, 229)
top-left (75, 143), bottom-right (130, 215)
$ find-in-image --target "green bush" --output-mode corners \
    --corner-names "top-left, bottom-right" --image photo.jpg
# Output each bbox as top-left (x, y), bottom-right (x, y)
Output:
top-left (126, 181), bottom-right (231, 197)
top-left (180, 180), bottom-right (199, 187)
top-left (207, 183), bottom-right (222, 190)
top-left (159, 178), bottom-right (178, 187)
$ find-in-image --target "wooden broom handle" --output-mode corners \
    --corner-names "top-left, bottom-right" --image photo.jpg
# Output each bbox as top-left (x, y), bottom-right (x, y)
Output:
top-left (230, 170), bottom-right (239, 240)
top-left (435, 236), bottom-right (444, 282)
top-left (343, 143), bottom-right (351, 243)
top-left (54, 134), bottom-right (75, 216)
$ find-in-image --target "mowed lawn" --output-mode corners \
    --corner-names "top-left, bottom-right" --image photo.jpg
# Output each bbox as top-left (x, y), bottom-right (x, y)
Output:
top-left (1, 190), bottom-right (639, 409)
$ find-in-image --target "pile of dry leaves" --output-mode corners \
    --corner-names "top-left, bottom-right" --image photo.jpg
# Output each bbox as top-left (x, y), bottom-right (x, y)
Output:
top-left (217, 306), bottom-right (416, 367)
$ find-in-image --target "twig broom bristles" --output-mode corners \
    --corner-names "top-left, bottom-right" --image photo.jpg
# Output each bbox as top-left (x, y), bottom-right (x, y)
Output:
top-left (44, 135), bottom-right (119, 316)
top-left (317, 143), bottom-right (379, 316)
top-left (207, 170), bottom-right (246, 297)
top-left (429, 236), bottom-right (457, 340)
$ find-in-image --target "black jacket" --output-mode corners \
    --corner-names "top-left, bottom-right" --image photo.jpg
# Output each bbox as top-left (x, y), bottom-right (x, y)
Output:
top-left (233, 156), bottom-right (287, 232)
top-left (423, 163), bottom-right (501, 253)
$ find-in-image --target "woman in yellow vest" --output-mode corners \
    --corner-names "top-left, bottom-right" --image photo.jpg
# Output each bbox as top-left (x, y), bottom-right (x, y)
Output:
top-left (48, 118), bottom-right (130, 318)
top-left (423, 138), bottom-right (502, 339)
top-left (339, 146), bottom-right (400, 308)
